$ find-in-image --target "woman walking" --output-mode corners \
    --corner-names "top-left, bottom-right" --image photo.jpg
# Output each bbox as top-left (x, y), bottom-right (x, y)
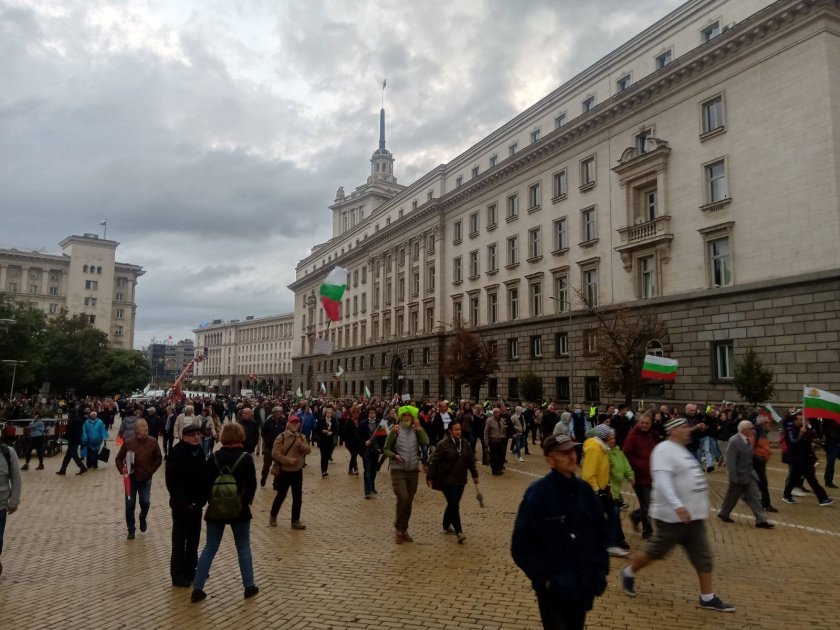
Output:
top-left (316, 406), bottom-right (338, 478)
top-left (81, 412), bottom-right (108, 470)
top-left (190, 422), bottom-right (258, 603)
top-left (427, 420), bottom-right (479, 543)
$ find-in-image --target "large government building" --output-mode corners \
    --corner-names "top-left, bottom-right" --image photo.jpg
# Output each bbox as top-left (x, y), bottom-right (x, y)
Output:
top-left (0, 233), bottom-right (144, 348)
top-left (192, 313), bottom-right (295, 395)
top-left (288, 0), bottom-right (840, 406)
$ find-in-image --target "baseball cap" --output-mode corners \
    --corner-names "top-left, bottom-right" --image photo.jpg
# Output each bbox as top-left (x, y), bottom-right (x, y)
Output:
top-left (542, 434), bottom-right (579, 455)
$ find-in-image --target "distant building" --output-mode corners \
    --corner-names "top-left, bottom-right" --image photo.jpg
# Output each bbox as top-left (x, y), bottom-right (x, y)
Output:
top-left (192, 313), bottom-right (295, 395)
top-left (146, 339), bottom-right (195, 385)
top-left (0, 232), bottom-right (144, 348)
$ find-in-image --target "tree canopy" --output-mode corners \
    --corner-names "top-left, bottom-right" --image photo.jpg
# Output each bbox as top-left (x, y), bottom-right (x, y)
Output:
top-left (442, 323), bottom-right (499, 395)
top-left (733, 347), bottom-right (775, 405)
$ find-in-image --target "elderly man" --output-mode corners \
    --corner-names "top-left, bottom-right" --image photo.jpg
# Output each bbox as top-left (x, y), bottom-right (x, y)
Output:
top-left (268, 414), bottom-right (311, 529)
top-left (484, 407), bottom-right (508, 476)
top-left (717, 420), bottom-right (774, 529)
top-left (115, 419), bottom-right (163, 540)
top-left (173, 406), bottom-right (198, 441)
top-left (237, 407), bottom-right (260, 455)
top-left (621, 417), bottom-right (736, 613)
top-left (512, 435), bottom-right (608, 630)
top-left (383, 405), bottom-right (429, 543)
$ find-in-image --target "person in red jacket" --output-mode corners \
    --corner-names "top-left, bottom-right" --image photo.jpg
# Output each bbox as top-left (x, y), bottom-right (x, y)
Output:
top-left (622, 413), bottom-right (659, 539)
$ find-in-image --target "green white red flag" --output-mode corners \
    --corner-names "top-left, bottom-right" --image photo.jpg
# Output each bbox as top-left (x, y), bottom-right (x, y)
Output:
top-left (803, 386), bottom-right (840, 422)
top-left (319, 267), bottom-right (348, 322)
top-left (757, 403), bottom-right (781, 424)
top-left (364, 385), bottom-right (371, 398)
top-left (641, 355), bottom-right (678, 381)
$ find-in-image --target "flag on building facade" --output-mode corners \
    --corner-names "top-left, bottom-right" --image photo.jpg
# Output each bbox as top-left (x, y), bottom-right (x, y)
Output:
top-left (335, 365), bottom-right (344, 378)
top-left (319, 267), bottom-right (348, 322)
top-left (641, 355), bottom-right (678, 381)
top-left (757, 402), bottom-right (782, 424)
top-left (803, 386), bottom-right (840, 422)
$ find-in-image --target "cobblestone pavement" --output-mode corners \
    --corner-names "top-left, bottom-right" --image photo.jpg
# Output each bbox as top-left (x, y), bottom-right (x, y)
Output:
top-left (2, 434), bottom-right (839, 629)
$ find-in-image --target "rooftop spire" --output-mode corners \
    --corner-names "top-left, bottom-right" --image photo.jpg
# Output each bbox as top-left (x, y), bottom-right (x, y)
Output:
top-left (379, 107), bottom-right (386, 150)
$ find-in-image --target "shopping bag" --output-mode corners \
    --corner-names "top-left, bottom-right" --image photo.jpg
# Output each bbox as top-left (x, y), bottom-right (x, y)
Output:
top-left (98, 446), bottom-right (111, 463)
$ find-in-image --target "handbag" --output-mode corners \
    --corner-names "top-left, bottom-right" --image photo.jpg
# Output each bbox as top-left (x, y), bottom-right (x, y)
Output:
top-left (98, 445), bottom-right (111, 463)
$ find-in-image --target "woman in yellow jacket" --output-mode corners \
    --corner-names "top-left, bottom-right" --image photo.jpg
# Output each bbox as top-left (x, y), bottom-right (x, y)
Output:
top-left (582, 424), bottom-right (628, 557)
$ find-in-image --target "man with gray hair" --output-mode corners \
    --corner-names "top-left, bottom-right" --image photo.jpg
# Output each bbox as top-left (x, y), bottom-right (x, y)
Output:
top-left (716, 420), bottom-right (774, 529)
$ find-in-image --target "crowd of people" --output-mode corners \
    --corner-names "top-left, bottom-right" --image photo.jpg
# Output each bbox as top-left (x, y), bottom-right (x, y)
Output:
top-left (1, 391), bottom-right (838, 628)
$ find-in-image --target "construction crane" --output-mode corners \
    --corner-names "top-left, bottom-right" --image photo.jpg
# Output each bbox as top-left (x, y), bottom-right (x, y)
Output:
top-left (169, 348), bottom-right (206, 402)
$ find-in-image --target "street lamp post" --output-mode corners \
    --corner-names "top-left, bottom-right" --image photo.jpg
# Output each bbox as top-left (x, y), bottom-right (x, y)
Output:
top-left (548, 298), bottom-right (574, 404)
top-left (2, 359), bottom-right (27, 399)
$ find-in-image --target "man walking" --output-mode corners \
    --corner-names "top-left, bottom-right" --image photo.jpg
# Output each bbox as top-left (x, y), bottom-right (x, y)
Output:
top-left (259, 408), bottom-right (286, 488)
top-left (268, 415), bottom-right (311, 529)
top-left (115, 419), bottom-right (163, 540)
top-left (165, 424), bottom-right (208, 587)
top-left (484, 407), bottom-right (507, 476)
top-left (383, 405), bottom-right (429, 543)
top-left (0, 440), bottom-right (22, 577)
top-left (512, 435), bottom-right (609, 630)
top-left (621, 417), bottom-right (736, 613)
top-left (56, 407), bottom-right (87, 475)
top-left (623, 413), bottom-right (659, 539)
top-left (717, 420), bottom-right (774, 529)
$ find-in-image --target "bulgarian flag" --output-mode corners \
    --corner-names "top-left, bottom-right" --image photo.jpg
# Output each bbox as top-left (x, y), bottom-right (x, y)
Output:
top-left (803, 386), bottom-right (840, 422)
top-left (320, 267), bottom-right (348, 322)
top-left (757, 403), bottom-right (782, 424)
top-left (319, 382), bottom-right (326, 395)
top-left (364, 385), bottom-right (371, 398)
top-left (641, 355), bottom-right (678, 381)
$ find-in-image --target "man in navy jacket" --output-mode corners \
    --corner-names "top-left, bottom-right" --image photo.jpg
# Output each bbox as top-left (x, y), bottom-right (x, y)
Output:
top-left (511, 434), bottom-right (609, 630)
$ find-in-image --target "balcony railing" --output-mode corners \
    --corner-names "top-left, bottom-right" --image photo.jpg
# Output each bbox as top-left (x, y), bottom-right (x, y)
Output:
top-left (617, 215), bottom-right (672, 246)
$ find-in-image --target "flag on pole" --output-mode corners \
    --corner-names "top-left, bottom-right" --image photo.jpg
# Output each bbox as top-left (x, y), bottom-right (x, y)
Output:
top-left (803, 386), bottom-right (840, 422)
top-left (641, 355), bottom-right (678, 381)
top-left (99, 220), bottom-right (107, 226)
top-left (295, 386), bottom-right (302, 399)
top-left (319, 267), bottom-right (348, 322)
top-left (383, 79), bottom-right (387, 89)
top-left (319, 382), bottom-right (326, 394)
top-left (757, 402), bottom-right (782, 424)
top-left (335, 365), bottom-right (344, 378)
top-left (364, 385), bottom-right (371, 398)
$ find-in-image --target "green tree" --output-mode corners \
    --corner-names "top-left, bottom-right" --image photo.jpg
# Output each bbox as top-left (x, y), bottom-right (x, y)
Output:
top-left (733, 347), bottom-right (775, 405)
top-left (98, 348), bottom-right (151, 394)
top-left (0, 294), bottom-right (49, 392)
top-left (442, 323), bottom-right (499, 400)
top-left (518, 371), bottom-right (544, 402)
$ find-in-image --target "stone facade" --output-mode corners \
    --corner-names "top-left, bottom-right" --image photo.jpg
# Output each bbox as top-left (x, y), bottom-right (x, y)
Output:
top-left (290, 0), bottom-right (840, 407)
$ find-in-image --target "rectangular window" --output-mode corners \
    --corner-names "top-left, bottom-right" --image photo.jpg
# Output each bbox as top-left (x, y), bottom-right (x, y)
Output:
top-left (115, 308), bottom-right (124, 319)
top-left (506, 236), bottom-right (519, 266)
top-left (469, 295), bottom-right (480, 326)
top-left (555, 376), bottom-right (570, 401)
top-left (506, 194), bottom-right (518, 220)
top-left (49, 303), bottom-right (58, 314)
top-left (635, 128), bottom-right (652, 153)
top-left (553, 218), bottom-right (568, 251)
top-left (585, 329), bottom-right (598, 354)
top-left (529, 281), bottom-right (542, 317)
top-left (714, 341), bottom-right (734, 379)
top-left (582, 96), bottom-right (595, 112)
top-left (428, 265), bottom-right (435, 291)
top-left (639, 255), bottom-right (657, 298)
top-left (508, 287), bottom-right (519, 320)
top-left (487, 292), bottom-right (498, 324)
top-left (423, 347), bottom-right (431, 365)
top-left (489, 155), bottom-right (497, 168)
top-left (49, 286), bottom-right (59, 296)
top-left (456, 176), bottom-right (463, 187)
top-left (469, 250), bottom-right (479, 278)
top-left (530, 129), bottom-right (541, 144)
top-left (656, 50), bottom-right (672, 69)
top-left (530, 335), bottom-right (543, 357)
top-left (553, 275), bottom-right (568, 311)
top-left (528, 227), bottom-right (542, 259)
top-left (581, 207), bottom-right (597, 242)
top-left (87, 314), bottom-right (96, 325)
top-left (471, 166), bottom-right (479, 179)
top-left (554, 113), bottom-right (566, 128)
top-left (528, 182), bottom-right (541, 210)
top-left (453, 219), bottom-right (463, 243)
top-left (84, 280), bottom-right (98, 290)
top-left (508, 377), bottom-right (519, 399)
top-left (453, 299), bottom-right (463, 323)
top-left (701, 96), bottom-right (724, 133)
top-left (353, 270), bottom-right (359, 286)
top-left (705, 159), bottom-right (728, 203)
top-left (411, 243), bottom-right (419, 261)
top-left (709, 237), bottom-right (733, 287)
top-left (411, 272), bottom-right (419, 296)
top-left (487, 243), bottom-right (498, 273)
top-left (427, 233), bottom-right (435, 253)
top-left (453, 257), bottom-right (463, 283)
top-left (425, 307), bottom-right (434, 331)
top-left (580, 156), bottom-right (596, 187)
top-left (552, 170), bottom-right (567, 199)
top-left (115, 325), bottom-right (124, 337)
top-left (508, 338), bottom-right (519, 359)
top-left (701, 21), bottom-right (720, 42)
top-left (585, 376), bottom-right (600, 402)
top-left (643, 189), bottom-right (658, 221)
top-left (487, 203), bottom-right (497, 228)
top-left (465, 212), bottom-right (478, 237)
top-left (555, 332), bottom-right (569, 355)
top-left (508, 142), bottom-right (518, 156)
top-left (583, 268), bottom-right (598, 307)
top-left (488, 378), bottom-right (498, 398)
top-left (616, 74), bottom-right (631, 92)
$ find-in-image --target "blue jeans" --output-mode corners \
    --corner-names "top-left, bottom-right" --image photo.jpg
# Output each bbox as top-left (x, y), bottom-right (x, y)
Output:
top-left (698, 437), bottom-right (719, 469)
top-left (607, 503), bottom-right (626, 547)
top-left (0, 508), bottom-right (6, 556)
top-left (192, 520), bottom-right (254, 591)
top-left (125, 479), bottom-right (152, 534)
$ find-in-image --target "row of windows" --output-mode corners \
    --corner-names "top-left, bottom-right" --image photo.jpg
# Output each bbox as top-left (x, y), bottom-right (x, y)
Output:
top-left (82, 265), bottom-right (102, 274)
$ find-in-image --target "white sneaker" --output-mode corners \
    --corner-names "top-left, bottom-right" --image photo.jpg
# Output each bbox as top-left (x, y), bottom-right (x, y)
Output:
top-left (791, 488), bottom-right (808, 497)
top-left (607, 546), bottom-right (630, 558)
top-left (518, 457), bottom-right (525, 463)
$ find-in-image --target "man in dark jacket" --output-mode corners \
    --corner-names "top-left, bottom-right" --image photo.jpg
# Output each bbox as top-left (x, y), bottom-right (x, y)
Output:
top-left (512, 434), bottom-right (609, 630)
top-left (259, 408), bottom-right (287, 487)
top-left (56, 407), bottom-right (87, 475)
top-left (237, 407), bottom-right (260, 454)
top-left (165, 424), bottom-right (209, 587)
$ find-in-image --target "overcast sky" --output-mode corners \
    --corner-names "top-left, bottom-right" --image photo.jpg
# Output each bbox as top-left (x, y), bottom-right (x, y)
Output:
top-left (0, 0), bottom-right (683, 349)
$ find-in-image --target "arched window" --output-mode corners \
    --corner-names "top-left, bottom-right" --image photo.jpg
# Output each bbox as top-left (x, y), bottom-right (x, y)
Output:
top-left (645, 339), bottom-right (664, 357)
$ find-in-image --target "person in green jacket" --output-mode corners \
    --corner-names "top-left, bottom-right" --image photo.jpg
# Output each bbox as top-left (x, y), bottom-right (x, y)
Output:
top-left (608, 433), bottom-right (635, 553)
top-left (383, 405), bottom-right (430, 543)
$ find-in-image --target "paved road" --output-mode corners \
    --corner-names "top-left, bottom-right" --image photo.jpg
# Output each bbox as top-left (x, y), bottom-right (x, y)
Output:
top-left (1, 434), bottom-right (838, 629)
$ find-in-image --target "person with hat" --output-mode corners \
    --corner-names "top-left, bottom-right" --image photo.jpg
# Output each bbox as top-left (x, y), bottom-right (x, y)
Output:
top-left (165, 423), bottom-right (209, 587)
top-left (259, 407), bottom-right (287, 488)
top-left (512, 435), bottom-right (609, 630)
top-left (621, 417), bottom-right (736, 613)
top-left (583, 424), bottom-right (627, 558)
top-left (268, 414), bottom-right (311, 529)
top-left (383, 405), bottom-right (429, 543)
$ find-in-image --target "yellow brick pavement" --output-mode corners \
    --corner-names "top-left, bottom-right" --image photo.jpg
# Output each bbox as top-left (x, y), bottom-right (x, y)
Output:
top-left (1, 437), bottom-right (839, 629)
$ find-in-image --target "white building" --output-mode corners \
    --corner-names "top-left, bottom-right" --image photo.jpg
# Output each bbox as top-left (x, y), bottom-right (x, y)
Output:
top-left (288, 0), bottom-right (840, 405)
top-left (0, 233), bottom-right (144, 348)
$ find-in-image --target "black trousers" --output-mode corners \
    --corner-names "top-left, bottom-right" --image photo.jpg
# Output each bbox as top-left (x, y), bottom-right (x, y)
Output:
top-left (170, 508), bottom-right (202, 582)
top-left (784, 461), bottom-right (828, 502)
top-left (535, 590), bottom-right (589, 630)
top-left (319, 439), bottom-right (334, 474)
top-left (753, 458), bottom-right (772, 508)
top-left (24, 436), bottom-right (45, 465)
top-left (271, 469), bottom-right (303, 522)
top-left (489, 440), bottom-right (506, 474)
top-left (442, 484), bottom-right (465, 533)
top-left (59, 442), bottom-right (86, 472)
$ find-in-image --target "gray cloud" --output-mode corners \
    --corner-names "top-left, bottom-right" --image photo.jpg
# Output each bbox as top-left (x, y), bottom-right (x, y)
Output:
top-left (0, 0), bottom-right (681, 347)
